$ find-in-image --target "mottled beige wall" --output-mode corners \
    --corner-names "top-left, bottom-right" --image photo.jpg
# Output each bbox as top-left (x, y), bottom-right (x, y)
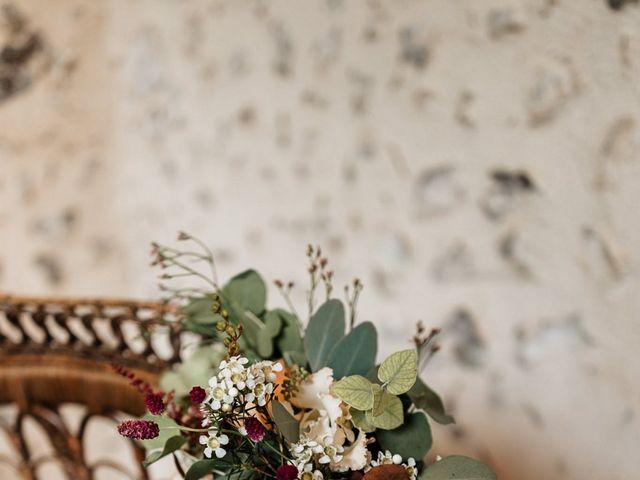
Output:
top-left (1, 1), bottom-right (639, 479)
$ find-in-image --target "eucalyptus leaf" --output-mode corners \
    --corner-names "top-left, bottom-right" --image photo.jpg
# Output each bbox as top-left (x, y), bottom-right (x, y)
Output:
top-left (350, 408), bottom-right (375, 433)
top-left (332, 375), bottom-right (374, 411)
top-left (222, 269), bottom-right (267, 315)
top-left (419, 456), bottom-right (496, 480)
top-left (409, 378), bottom-right (455, 425)
top-left (304, 299), bottom-right (345, 371)
top-left (183, 296), bottom-right (222, 336)
top-left (243, 310), bottom-right (282, 358)
top-left (271, 400), bottom-right (300, 443)
top-left (378, 349), bottom-right (418, 395)
top-left (143, 435), bottom-right (187, 467)
top-left (274, 309), bottom-right (306, 363)
top-left (327, 321), bottom-right (377, 379)
top-left (377, 412), bottom-right (432, 460)
top-left (185, 459), bottom-right (220, 480)
top-left (365, 392), bottom-right (403, 430)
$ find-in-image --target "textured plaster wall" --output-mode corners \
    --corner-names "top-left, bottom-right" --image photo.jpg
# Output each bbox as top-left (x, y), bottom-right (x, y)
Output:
top-left (1, 1), bottom-right (639, 479)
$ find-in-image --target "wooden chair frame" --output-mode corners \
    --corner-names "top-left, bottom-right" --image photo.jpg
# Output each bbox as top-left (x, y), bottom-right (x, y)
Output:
top-left (0, 294), bottom-right (184, 480)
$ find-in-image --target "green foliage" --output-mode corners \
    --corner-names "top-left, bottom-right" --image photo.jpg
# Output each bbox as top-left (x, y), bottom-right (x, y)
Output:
top-left (377, 412), bottom-right (432, 460)
top-left (371, 383), bottom-right (384, 416)
top-left (366, 391), bottom-right (403, 430)
top-left (143, 435), bottom-right (187, 467)
top-left (332, 375), bottom-right (375, 411)
top-left (418, 456), bottom-right (496, 480)
top-left (378, 349), bottom-right (418, 395)
top-left (243, 311), bottom-right (282, 358)
top-left (350, 408), bottom-right (375, 433)
top-left (221, 269), bottom-right (267, 315)
top-left (335, 349), bottom-right (417, 432)
top-left (409, 379), bottom-right (455, 425)
top-left (271, 400), bottom-right (300, 443)
top-left (328, 321), bottom-right (377, 379)
top-left (183, 295), bottom-right (222, 336)
top-left (160, 345), bottom-right (225, 397)
top-left (304, 299), bottom-right (345, 371)
top-left (139, 415), bottom-right (180, 453)
top-left (184, 459), bottom-right (220, 480)
top-left (273, 309), bottom-right (306, 364)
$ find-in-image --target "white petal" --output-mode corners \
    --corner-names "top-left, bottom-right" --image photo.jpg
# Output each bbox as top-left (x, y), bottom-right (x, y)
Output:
top-left (219, 434), bottom-right (229, 445)
top-left (215, 448), bottom-right (226, 458)
top-left (204, 447), bottom-right (213, 458)
top-left (290, 367), bottom-right (334, 411)
top-left (199, 435), bottom-right (208, 445)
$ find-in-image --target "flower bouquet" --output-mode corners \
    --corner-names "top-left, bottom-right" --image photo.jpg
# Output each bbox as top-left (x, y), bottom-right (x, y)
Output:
top-left (116, 234), bottom-right (496, 480)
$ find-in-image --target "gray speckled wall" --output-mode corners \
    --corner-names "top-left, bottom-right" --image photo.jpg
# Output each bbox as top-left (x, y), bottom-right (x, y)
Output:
top-left (1, 1), bottom-right (639, 479)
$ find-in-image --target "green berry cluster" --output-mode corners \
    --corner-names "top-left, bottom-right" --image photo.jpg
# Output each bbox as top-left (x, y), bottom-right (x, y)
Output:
top-left (212, 293), bottom-right (243, 357)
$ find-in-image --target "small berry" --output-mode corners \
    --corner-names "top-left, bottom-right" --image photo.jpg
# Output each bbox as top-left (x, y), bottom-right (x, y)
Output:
top-left (189, 386), bottom-right (207, 404)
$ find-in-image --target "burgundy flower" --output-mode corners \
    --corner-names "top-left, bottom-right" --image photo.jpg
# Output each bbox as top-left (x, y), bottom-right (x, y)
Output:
top-left (244, 417), bottom-right (266, 442)
top-left (145, 393), bottom-right (165, 415)
top-left (117, 420), bottom-right (160, 440)
top-left (276, 465), bottom-right (298, 480)
top-left (189, 386), bottom-right (207, 404)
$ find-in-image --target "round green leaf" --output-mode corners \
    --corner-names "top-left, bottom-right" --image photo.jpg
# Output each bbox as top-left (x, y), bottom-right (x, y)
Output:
top-left (332, 375), bottom-right (374, 410)
top-left (419, 456), bottom-right (496, 480)
top-left (378, 349), bottom-right (418, 395)
top-left (222, 269), bottom-right (267, 315)
top-left (371, 383), bottom-right (384, 416)
top-left (365, 391), bottom-right (403, 429)
top-left (350, 408), bottom-right (375, 433)
top-left (377, 412), bottom-right (432, 460)
top-left (328, 321), bottom-right (378, 379)
top-left (305, 299), bottom-right (345, 371)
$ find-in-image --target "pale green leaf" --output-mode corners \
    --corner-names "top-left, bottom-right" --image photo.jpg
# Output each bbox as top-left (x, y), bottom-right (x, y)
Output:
top-left (378, 349), bottom-right (418, 395)
top-left (350, 408), bottom-right (375, 433)
top-left (371, 383), bottom-right (384, 417)
top-left (332, 375), bottom-right (374, 411)
top-left (365, 392), bottom-right (403, 430)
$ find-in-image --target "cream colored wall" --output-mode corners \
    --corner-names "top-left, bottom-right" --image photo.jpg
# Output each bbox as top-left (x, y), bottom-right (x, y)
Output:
top-left (1, 1), bottom-right (639, 479)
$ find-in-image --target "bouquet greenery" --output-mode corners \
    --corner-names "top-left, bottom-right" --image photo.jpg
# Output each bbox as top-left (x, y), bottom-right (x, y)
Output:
top-left (116, 233), bottom-right (496, 480)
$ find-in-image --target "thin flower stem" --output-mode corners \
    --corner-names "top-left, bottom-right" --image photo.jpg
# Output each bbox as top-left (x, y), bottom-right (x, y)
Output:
top-left (169, 259), bottom-right (217, 289)
top-left (262, 439), bottom-right (294, 462)
top-left (187, 235), bottom-right (220, 288)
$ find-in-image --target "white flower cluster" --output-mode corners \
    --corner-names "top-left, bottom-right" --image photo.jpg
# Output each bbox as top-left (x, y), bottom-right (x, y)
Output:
top-left (205, 356), bottom-right (283, 412)
top-left (199, 356), bottom-right (282, 459)
top-left (368, 450), bottom-right (417, 480)
top-left (289, 437), bottom-right (347, 478)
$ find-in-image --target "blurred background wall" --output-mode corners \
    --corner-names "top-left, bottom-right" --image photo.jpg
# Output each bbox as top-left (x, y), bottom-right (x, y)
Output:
top-left (1, 0), bottom-right (639, 479)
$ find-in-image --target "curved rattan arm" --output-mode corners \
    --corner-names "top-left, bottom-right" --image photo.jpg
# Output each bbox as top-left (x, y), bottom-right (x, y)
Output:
top-left (0, 293), bottom-right (185, 480)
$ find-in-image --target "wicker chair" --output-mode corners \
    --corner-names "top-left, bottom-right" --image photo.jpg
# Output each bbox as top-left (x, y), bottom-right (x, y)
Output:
top-left (0, 294), bottom-right (183, 480)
